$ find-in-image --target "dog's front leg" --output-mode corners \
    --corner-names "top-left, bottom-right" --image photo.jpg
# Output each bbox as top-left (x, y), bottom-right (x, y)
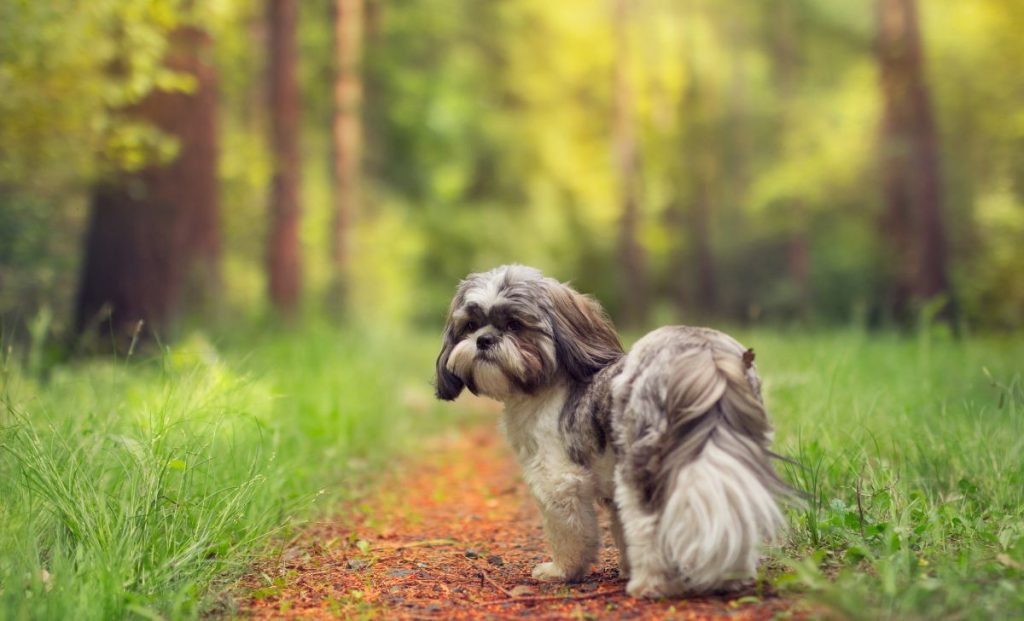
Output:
top-left (530, 472), bottom-right (599, 583)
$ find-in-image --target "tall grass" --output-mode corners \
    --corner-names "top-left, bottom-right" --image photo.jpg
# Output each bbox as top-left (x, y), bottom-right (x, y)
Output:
top-left (748, 328), bottom-right (1024, 619)
top-left (1, 325), bottom-right (1021, 619)
top-left (0, 325), bottom-right (455, 620)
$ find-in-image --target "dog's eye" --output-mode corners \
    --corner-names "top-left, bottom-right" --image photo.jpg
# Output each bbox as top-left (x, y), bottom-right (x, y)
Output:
top-left (506, 319), bottom-right (522, 332)
top-left (463, 321), bottom-right (478, 334)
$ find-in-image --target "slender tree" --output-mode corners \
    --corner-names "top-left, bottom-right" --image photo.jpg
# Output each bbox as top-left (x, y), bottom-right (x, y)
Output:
top-left (670, 2), bottom-right (717, 319)
top-left (876, 0), bottom-right (951, 323)
top-left (75, 24), bottom-right (220, 349)
top-left (328, 0), bottom-right (363, 311)
top-left (266, 0), bottom-right (302, 316)
top-left (612, 0), bottom-right (649, 326)
top-left (774, 0), bottom-right (811, 318)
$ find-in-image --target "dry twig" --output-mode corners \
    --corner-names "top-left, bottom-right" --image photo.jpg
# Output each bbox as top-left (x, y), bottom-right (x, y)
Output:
top-left (477, 571), bottom-right (516, 598)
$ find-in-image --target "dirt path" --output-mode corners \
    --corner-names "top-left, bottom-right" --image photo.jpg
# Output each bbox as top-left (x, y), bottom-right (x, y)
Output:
top-left (237, 423), bottom-right (797, 620)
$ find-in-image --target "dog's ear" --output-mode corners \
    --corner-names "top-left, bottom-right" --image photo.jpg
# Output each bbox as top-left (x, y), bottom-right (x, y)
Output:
top-left (435, 306), bottom-right (465, 400)
top-left (543, 280), bottom-right (623, 382)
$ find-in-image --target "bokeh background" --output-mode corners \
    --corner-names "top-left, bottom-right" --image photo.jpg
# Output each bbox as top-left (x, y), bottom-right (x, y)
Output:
top-left (3, 3), bottom-right (1024, 619)
top-left (1, 0), bottom-right (1023, 346)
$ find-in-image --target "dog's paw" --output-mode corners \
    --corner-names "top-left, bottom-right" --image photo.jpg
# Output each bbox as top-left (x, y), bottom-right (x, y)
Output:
top-left (626, 575), bottom-right (671, 599)
top-left (531, 562), bottom-right (568, 582)
top-left (711, 578), bottom-right (755, 596)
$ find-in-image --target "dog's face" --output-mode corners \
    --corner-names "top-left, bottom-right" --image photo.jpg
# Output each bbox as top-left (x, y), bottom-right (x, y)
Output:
top-left (435, 265), bottom-right (623, 401)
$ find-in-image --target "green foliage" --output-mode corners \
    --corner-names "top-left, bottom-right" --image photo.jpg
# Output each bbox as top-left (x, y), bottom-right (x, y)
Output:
top-left (0, 0), bottom-right (202, 186)
top-left (753, 329), bottom-right (1024, 619)
top-left (2, 0), bottom-right (1022, 617)
top-left (0, 325), bottom-right (460, 619)
top-left (2, 327), bottom-right (1022, 619)
top-left (3, 0), bottom-right (1024, 330)
top-left (0, 0), bottom-right (251, 333)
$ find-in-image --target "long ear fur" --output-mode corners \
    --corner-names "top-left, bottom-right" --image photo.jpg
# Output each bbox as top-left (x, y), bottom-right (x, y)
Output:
top-left (435, 295), bottom-right (466, 400)
top-left (543, 280), bottom-right (623, 382)
top-left (435, 323), bottom-right (465, 400)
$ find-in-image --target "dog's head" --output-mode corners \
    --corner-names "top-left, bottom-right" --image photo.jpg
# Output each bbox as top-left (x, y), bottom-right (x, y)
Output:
top-left (435, 265), bottom-right (623, 401)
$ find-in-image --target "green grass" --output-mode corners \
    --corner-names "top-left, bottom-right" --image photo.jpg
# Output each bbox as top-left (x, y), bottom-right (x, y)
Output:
top-left (0, 324), bottom-right (456, 620)
top-left (1, 326), bottom-right (1022, 620)
top-left (746, 328), bottom-right (1024, 619)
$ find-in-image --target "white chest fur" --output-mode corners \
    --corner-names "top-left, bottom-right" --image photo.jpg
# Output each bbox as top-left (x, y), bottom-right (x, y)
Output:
top-left (498, 383), bottom-right (609, 582)
top-left (501, 386), bottom-right (566, 464)
top-left (500, 386), bottom-right (579, 502)
top-left (499, 384), bottom-right (616, 506)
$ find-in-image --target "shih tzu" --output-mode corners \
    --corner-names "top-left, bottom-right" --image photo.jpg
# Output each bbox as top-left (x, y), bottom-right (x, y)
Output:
top-left (434, 265), bottom-right (790, 597)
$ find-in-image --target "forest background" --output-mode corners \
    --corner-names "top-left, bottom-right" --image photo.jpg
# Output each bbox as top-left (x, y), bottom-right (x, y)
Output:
top-left (2, 0), bottom-right (1022, 342)
top-left (1, 1), bottom-right (1023, 619)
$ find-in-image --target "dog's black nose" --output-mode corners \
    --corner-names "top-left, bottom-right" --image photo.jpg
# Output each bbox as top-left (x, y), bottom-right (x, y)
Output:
top-left (476, 333), bottom-right (497, 350)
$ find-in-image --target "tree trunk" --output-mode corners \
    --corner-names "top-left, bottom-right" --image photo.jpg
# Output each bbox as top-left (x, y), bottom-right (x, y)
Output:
top-left (670, 2), bottom-right (717, 320)
top-left (180, 27), bottom-right (222, 314)
top-left (690, 160), bottom-right (718, 315)
top-left (74, 25), bottom-right (220, 350)
top-left (612, 0), bottom-right (649, 327)
top-left (328, 0), bottom-right (363, 312)
top-left (876, 0), bottom-right (951, 323)
top-left (267, 0), bottom-right (303, 316)
top-left (774, 0), bottom-right (811, 319)
top-left (787, 229), bottom-right (810, 315)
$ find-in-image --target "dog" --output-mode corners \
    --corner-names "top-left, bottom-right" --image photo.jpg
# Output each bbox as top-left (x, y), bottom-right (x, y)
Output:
top-left (434, 264), bottom-right (790, 597)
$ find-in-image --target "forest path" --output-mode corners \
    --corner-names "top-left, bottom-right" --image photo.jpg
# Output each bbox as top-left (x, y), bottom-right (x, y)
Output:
top-left (237, 419), bottom-right (798, 620)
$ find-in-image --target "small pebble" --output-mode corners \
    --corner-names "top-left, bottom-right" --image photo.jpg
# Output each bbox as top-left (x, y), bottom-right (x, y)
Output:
top-left (426, 603), bottom-right (442, 612)
top-left (464, 549), bottom-right (480, 559)
top-left (386, 569), bottom-right (413, 578)
top-left (346, 559), bottom-right (369, 570)
top-left (486, 554), bottom-right (504, 566)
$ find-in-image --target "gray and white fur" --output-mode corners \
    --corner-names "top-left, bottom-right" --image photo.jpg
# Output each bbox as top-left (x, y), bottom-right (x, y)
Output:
top-left (434, 265), bottom-right (791, 597)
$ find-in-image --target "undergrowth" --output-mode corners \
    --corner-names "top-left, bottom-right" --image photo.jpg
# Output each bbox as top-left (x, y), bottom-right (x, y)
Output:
top-left (752, 329), bottom-right (1024, 620)
top-left (0, 325), bottom-right (1021, 619)
top-left (0, 324), bottom-right (457, 620)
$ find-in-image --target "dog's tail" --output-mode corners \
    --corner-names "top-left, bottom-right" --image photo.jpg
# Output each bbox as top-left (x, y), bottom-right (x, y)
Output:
top-left (648, 331), bottom-right (790, 593)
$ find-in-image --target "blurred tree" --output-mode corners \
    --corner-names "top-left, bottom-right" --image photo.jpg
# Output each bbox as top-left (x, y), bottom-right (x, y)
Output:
top-left (3, 0), bottom-right (1022, 335)
top-left (327, 0), bottom-right (363, 312)
top-left (876, 0), bottom-right (951, 323)
top-left (613, 0), bottom-right (649, 327)
top-left (670, 2), bottom-right (719, 320)
top-left (739, 0), bottom-right (878, 323)
top-left (267, 0), bottom-right (303, 316)
top-left (74, 22), bottom-right (220, 349)
top-left (924, 0), bottom-right (1024, 328)
top-left (773, 0), bottom-right (811, 319)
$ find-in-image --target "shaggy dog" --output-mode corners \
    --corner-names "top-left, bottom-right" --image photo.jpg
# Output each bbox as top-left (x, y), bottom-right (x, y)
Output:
top-left (434, 265), bottom-right (790, 597)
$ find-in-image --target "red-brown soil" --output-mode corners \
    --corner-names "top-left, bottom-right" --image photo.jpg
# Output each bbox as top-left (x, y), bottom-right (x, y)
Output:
top-left (237, 421), bottom-right (799, 620)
